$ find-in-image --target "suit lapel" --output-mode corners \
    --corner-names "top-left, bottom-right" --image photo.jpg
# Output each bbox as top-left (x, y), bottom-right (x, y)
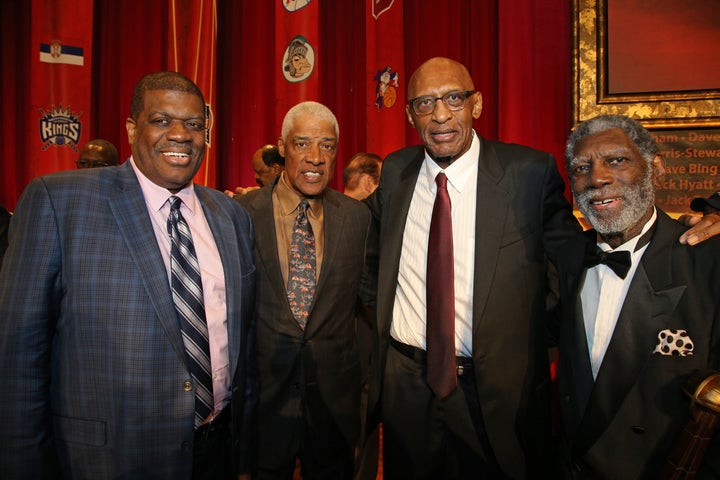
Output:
top-left (196, 187), bottom-right (243, 376)
top-left (107, 162), bottom-right (187, 364)
top-left (376, 150), bottom-right (424, 334)
top-left (247, 187), bottom-right (288, 308)
top-left (471, 141), bottom-right (510, 337)
top-left (314, 192), bottom-right (342, 299)
top-left (559, 232), bottom-right (596, 436)
top-left (573, 214), bottom-right (686, 455)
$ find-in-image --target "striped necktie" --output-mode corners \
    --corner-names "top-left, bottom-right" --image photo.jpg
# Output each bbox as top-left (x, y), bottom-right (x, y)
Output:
top-left (167, 196), bottom-right (213, 428)
top-left (287, 199), bottom-right (316, 329)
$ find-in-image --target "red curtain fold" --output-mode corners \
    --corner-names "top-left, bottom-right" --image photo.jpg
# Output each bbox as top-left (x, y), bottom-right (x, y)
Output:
top-left (365, 0), bottom-right (406, 160)
top-left (0, 0), bottom-right (572, 210)
top-left (168, 0), bottom-right (218, 188)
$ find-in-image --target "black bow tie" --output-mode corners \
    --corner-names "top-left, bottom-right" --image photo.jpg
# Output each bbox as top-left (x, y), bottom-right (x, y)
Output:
top-left (582, 220), bottom-right (657, 279)
top-left (583, 245), bottom-right (632, 279)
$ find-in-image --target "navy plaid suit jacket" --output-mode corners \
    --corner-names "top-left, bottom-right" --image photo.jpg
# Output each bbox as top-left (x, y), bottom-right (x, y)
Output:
top-left (0, 161), bottom-right (258, 479)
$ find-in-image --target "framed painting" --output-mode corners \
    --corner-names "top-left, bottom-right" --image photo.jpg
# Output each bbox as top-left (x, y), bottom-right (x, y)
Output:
top-left (573, 0), bottom-right (720, 129)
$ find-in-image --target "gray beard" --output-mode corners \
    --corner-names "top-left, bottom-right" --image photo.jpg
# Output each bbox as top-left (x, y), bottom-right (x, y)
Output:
top-left (575, 169), bottom-right (655, 236)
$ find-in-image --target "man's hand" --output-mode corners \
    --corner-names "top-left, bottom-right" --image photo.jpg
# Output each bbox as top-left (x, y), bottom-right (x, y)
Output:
top-left (679, 212), bottom-right (720, 245)
top-left (223, 186), bottom-right (260, 198)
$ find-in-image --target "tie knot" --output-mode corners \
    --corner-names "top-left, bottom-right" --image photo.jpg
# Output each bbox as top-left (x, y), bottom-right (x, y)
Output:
top-left (298, 199), bottom-right (309, 213)
top-left (435, 172), bottom-right (448, 190)
top-left (169, 195), bottom-right (182, 212)
top-left (584, 244), bottom-right (632, 279)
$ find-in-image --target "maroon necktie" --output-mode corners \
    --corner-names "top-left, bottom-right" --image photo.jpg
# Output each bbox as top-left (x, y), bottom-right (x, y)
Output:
top-left (426, 172), bottom-right (457, 398)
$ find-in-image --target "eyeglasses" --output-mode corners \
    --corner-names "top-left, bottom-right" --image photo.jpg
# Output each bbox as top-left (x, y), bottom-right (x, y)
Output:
top-left (407, 90), bottom-right (476, 116)
top-left (76, 161), bottom-right (110, 168)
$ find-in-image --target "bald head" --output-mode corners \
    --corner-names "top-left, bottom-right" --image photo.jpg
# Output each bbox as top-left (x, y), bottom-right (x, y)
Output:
top-left (407, 57), bottom-right (475, 99)
top-left (252, 144), bottom-right (284, 187)
top-left (77, 139), bottom-right (119, 168)
top-left (405, 57), bottom-right (482, 165)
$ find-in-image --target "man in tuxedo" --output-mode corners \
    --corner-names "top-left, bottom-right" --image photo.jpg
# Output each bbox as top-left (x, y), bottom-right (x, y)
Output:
top-left (0, 71), bottom-right (258, 479)
top-left (364, 57), bottom-right (720, 479)
top-left (556, 114), bottom-right (720, 479)
top-left (236, 101), bottom-right (373, 479)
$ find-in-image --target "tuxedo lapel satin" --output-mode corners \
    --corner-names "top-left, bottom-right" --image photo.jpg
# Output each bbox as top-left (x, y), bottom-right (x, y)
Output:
top-left (107, 163), bottom-right (186, 363)
top-left (559, 232), bottom-right (595, 436)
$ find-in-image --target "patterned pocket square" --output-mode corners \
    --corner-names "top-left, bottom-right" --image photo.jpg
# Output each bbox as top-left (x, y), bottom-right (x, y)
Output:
top-left (653, 329), bottom-right (694, 356)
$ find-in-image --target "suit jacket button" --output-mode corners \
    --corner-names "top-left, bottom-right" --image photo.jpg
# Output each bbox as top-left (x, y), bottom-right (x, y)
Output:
top-left (183, 380), bottom-right (193, 391)
top-left (631, 426), bottom-right (645, 434)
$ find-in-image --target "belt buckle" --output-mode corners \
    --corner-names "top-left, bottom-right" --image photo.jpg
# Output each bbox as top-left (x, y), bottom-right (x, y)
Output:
top-left (456, 363), bottom-right (464, 376)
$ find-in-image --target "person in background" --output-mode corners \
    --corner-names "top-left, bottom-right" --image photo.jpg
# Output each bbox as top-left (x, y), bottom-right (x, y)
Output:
top-left (364, 56), bottom-right (720, 479)
top-left (555, 114), bottom-right (720, 479)
top-left (0, 71), bottom-right (258, 479)
top-left (341, 152), bottom-right (383, 480)
top-left (343, 152), bottom-right (382, 201)
top-left (226, 144), bottom-right (285, 197)
top-left (236, 101), bottom-right (373, 479)
top-left (76, 138), bottom-right (119, 168)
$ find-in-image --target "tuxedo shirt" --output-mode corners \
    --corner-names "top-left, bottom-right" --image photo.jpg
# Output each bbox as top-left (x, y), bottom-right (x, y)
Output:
top-left (581, 210), bottom-right (655, 379)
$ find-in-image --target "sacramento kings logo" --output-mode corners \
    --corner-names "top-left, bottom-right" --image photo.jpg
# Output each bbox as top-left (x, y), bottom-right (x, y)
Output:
top-left (39, 105), bottom-right (82, 152)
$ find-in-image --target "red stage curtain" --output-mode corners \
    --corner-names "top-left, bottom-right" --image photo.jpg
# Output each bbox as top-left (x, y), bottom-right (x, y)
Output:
top-left (0, 0), bottom-right (571, 210)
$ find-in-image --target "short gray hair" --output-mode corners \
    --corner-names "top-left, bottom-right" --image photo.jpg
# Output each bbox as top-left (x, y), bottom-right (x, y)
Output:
top-left (280, 101), bottom-right (339, 141)
top-left (566, 114), bottom-right (658, 167)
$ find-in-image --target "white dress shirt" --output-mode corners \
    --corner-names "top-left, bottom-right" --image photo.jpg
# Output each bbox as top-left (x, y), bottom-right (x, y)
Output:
top-left (580, 209), bottom-right (657, 379)
top-left (390, 132), bottom-right (480, 357)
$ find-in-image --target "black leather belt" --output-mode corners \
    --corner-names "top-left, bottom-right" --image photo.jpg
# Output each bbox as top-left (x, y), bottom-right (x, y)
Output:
top-left (390, 337), bottom-right (473, 376)
top-left (195, 404), bottom-right (231, 439)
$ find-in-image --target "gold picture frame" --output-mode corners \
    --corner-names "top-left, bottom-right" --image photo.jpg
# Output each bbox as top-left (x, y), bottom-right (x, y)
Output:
top-left (573, 0), bottom-right (720, 129)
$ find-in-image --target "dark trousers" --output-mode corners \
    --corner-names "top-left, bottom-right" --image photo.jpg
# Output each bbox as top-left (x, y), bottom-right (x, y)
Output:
top-left (257, 414), bottom-right (355, 480)
top-left (193, 406), bottom-right (233, 480)
top-left (382, 341), bottom-right (505, 480)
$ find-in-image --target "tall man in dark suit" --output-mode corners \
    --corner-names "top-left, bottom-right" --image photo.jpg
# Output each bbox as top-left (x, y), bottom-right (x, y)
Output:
top-left (236, 101), bottom-right (372, 479)
top-left (364, 56), bottom-right (581, 479)
top-left (556, 114), bottom-right (720, 479)
top-left (0, 71), bottom-right (258, 479)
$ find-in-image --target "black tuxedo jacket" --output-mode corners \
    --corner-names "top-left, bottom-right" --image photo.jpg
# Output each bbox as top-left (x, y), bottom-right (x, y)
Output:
top-left (365, 138), bottom-right (580, 478)
top-left (237, 183), bottom-right (372, 469)
top-left (556, 210), bottom-right (720, 479)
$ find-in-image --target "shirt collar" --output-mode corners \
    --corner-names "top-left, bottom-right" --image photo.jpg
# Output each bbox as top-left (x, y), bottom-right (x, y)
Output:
top-left (129, 156), bottom-right (199, 215)
top-left (422, 130), bottom-right (480, 193)
top-left (597, 207), bottom-right (657, 253)
top-left (275, 171), bottom-right (323, 216)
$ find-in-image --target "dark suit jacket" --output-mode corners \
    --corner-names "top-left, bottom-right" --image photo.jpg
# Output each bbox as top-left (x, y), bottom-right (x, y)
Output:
top-left (0, 204), bottom-right (9, 267)
top-left (365, 139), bottom-right (580, 479)
top-left (237, 183), bottom-right (372, 468)
top-left (0, 161), bottom-right (258, 479)
top-left (556, 210), bottom-right (720, 479)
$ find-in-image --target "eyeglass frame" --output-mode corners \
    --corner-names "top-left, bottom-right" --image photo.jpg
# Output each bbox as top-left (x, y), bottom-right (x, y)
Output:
top-left (407, 90), bottom-right (476, 116)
